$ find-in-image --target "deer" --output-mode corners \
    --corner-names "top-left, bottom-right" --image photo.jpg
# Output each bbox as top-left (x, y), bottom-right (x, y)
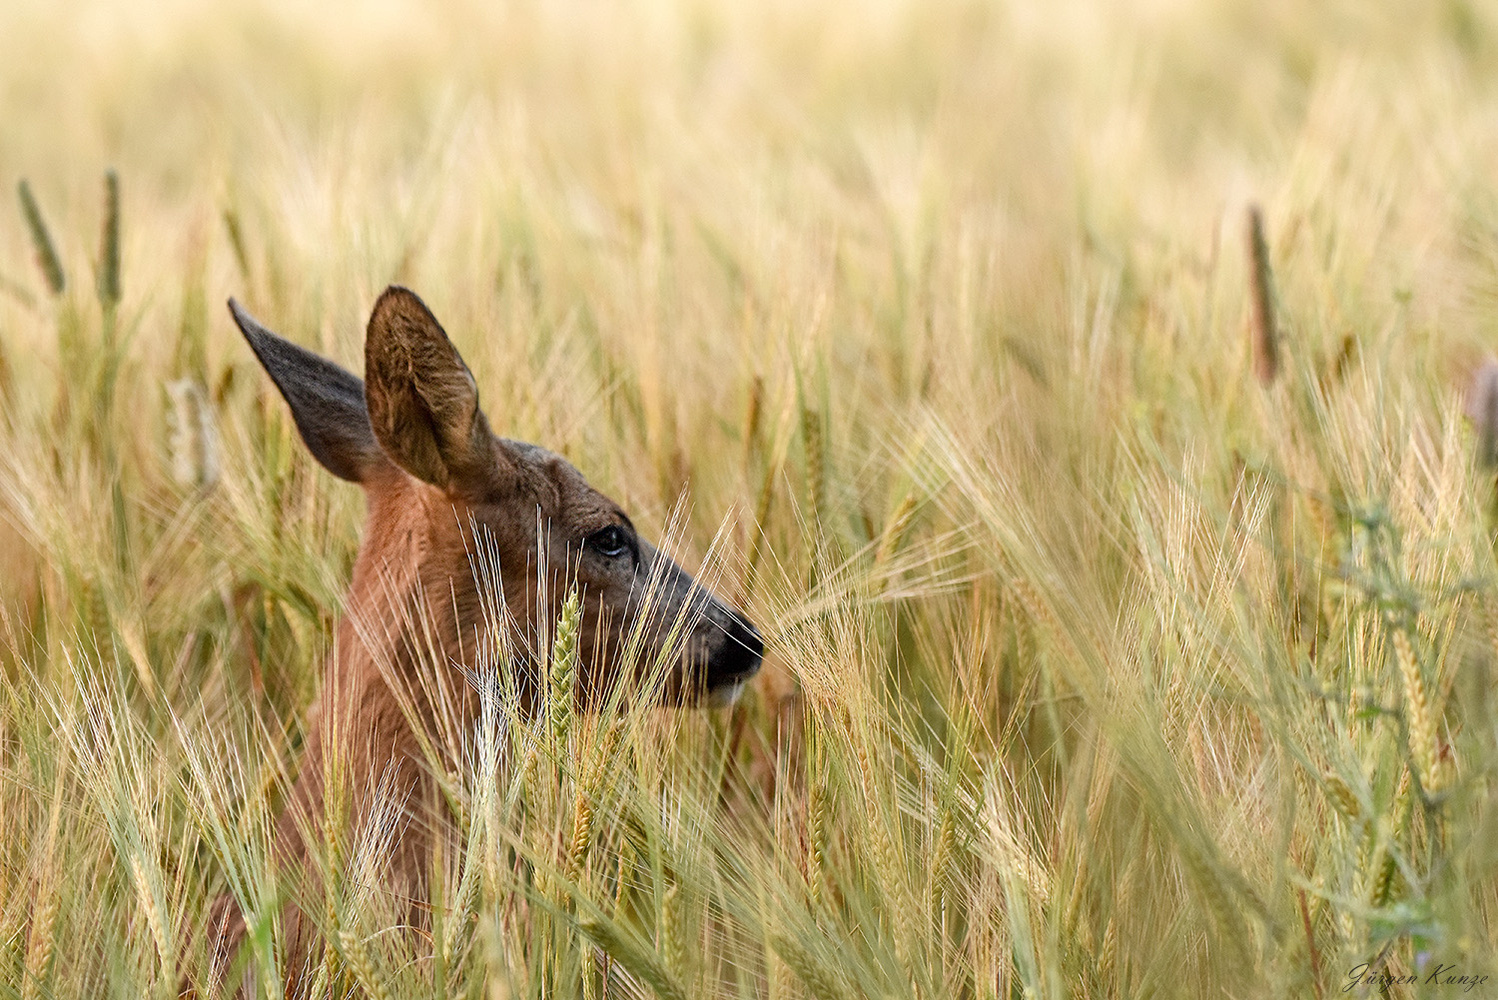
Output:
top-left (203, 286), bottom-right (763, 993)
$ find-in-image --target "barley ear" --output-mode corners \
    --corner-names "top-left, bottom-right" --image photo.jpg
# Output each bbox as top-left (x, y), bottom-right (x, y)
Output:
top-left (18, 180), bottom-right (65, 296)
top-left (1322, 772), bottom-right (1361, 821)
top-left (21, 769), bottom-right (66, 1000)
top-left (770, 933), bottom-right (852, 1000)
top-left (873, 493), bottom-right (919, 580)
top-left (566, 786), bottom-right (594, 881)
top-left (97, 170), bottom-right (121, 310)
top-left (806, 776), bottom-right (828, 906)
top-left (1246, 203), bottom-right (1279, 386)
top-left (801, 405), bottom-right (824, 523)
top-left (661, 882), bottom-right (687, 981)
top-left (337, 928), bottom-right (395, 1000)
top-left (1393, 630), bottom-right (1442, 793)
top-left (551, 588), bottom-right (580, 757)
top-left (578, 912), bottom-right (688, 1000)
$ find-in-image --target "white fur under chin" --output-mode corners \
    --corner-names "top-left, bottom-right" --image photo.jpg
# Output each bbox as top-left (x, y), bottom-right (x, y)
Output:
top-left (707, 680), bottom-right (748, 708)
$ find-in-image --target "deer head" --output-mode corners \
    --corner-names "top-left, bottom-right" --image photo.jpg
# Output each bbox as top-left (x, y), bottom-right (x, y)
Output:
top-left (229, 286), bottom-right (763, 713)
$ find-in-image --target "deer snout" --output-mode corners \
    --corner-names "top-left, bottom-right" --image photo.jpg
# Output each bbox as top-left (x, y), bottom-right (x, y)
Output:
top-left (704, 610), bottom-right (763, 691)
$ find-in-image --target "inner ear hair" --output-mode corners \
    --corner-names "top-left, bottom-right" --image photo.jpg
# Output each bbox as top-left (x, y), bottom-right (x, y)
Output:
top-left (363, 286), bottom-right (502, 492)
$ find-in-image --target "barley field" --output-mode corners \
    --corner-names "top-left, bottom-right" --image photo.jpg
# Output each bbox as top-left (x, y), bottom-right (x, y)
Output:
top-left (2, 1), bottom-right (1498, 997)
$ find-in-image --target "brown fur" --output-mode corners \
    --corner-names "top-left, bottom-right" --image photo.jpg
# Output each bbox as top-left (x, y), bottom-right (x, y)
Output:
top-left (203, 287), bottom-right (762, 995)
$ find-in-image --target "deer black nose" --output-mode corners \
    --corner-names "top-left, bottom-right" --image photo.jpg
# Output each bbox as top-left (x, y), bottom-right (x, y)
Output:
top-left (708, 614), bottom-right (763, 688)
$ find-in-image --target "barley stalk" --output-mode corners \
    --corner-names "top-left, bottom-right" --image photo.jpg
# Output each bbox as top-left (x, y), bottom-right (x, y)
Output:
top-left (1369, 848), bottom-right (1398, 909)
top-left (1096, 913), bottom-right (1118, 980)
top-left (82, 575), bottom-right (116, 668)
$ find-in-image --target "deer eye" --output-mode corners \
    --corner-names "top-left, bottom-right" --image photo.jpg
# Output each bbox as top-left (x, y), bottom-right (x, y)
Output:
top-left (585, 525), bottom-right (632, 560)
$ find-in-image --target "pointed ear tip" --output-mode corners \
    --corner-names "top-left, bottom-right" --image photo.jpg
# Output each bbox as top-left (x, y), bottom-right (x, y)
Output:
top-left (373, 284), bottom-right (416, 308)
top-left (370, 284), bottom-right (434, 319)
top-left (226, 297), bottom-right (260, 339)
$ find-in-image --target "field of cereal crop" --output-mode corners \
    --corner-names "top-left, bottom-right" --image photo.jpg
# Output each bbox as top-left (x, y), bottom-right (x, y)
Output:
top-left (3, 1), bottom-right (1498, 997)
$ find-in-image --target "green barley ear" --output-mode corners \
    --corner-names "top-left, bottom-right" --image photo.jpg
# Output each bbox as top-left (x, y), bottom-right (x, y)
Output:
top-left (1246, 203), bottom-right (1279, 386)
top-left (578, 912), bottom-right (687, 1000)
top-left (337, 928), bottom-right (395, 1000)
top-left (770, 933), bottom-right (853, 1000)
top-left (551, 587), bottom-right (581, 755)
top-left (929, 797), bottom-right (956, 921)
top-left (1322, 772), bottom-right (1361, 821)
top-left (1393, 630), bottom-right (1443, 793)
top-left (567, 785), bottom-right (594, 880)
top-left (805, 773), bottom-right (828, 906)
top-left (660, 882), bottom-right (687, 982)
top-left (97, 170), bottom-right (121, 311)
top-left (801, 404), bottom-right (825, 522)
top-left (21, 766), bottom-right (67, 1000)
top-left (18, 180), bottom-right (66, 296)
top-left (874, 493), bottom-right (918, 564)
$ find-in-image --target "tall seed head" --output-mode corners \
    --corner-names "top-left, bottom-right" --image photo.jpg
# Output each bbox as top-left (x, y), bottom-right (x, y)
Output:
top-left (1246, 203), bottom-right (1279, 386)
top-left (801, 405), bottom-right (824, 521)
top-left (551, 588), bottom-right (580, 754)
top-left (18, 179), bottom-right (65, 296)
top-left (166, 379), bottom-right (221, 490)
top-left (97, 170), bottom-right (121, 309)
top-left (1393, 630), bottom-right (1441, 792)
top-left (661, 882), bottom-right (687, 981)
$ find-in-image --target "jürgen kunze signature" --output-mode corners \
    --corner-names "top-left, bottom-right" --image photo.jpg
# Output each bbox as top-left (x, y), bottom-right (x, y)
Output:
top-left (1344, 963), bottom-right (1490, 993)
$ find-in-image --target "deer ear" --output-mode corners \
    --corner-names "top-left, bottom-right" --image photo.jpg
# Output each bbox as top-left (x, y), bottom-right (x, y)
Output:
top-left (229, 299), bottom-right (386, 483)
top-left (363, 286), bottom-right (502, 492)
